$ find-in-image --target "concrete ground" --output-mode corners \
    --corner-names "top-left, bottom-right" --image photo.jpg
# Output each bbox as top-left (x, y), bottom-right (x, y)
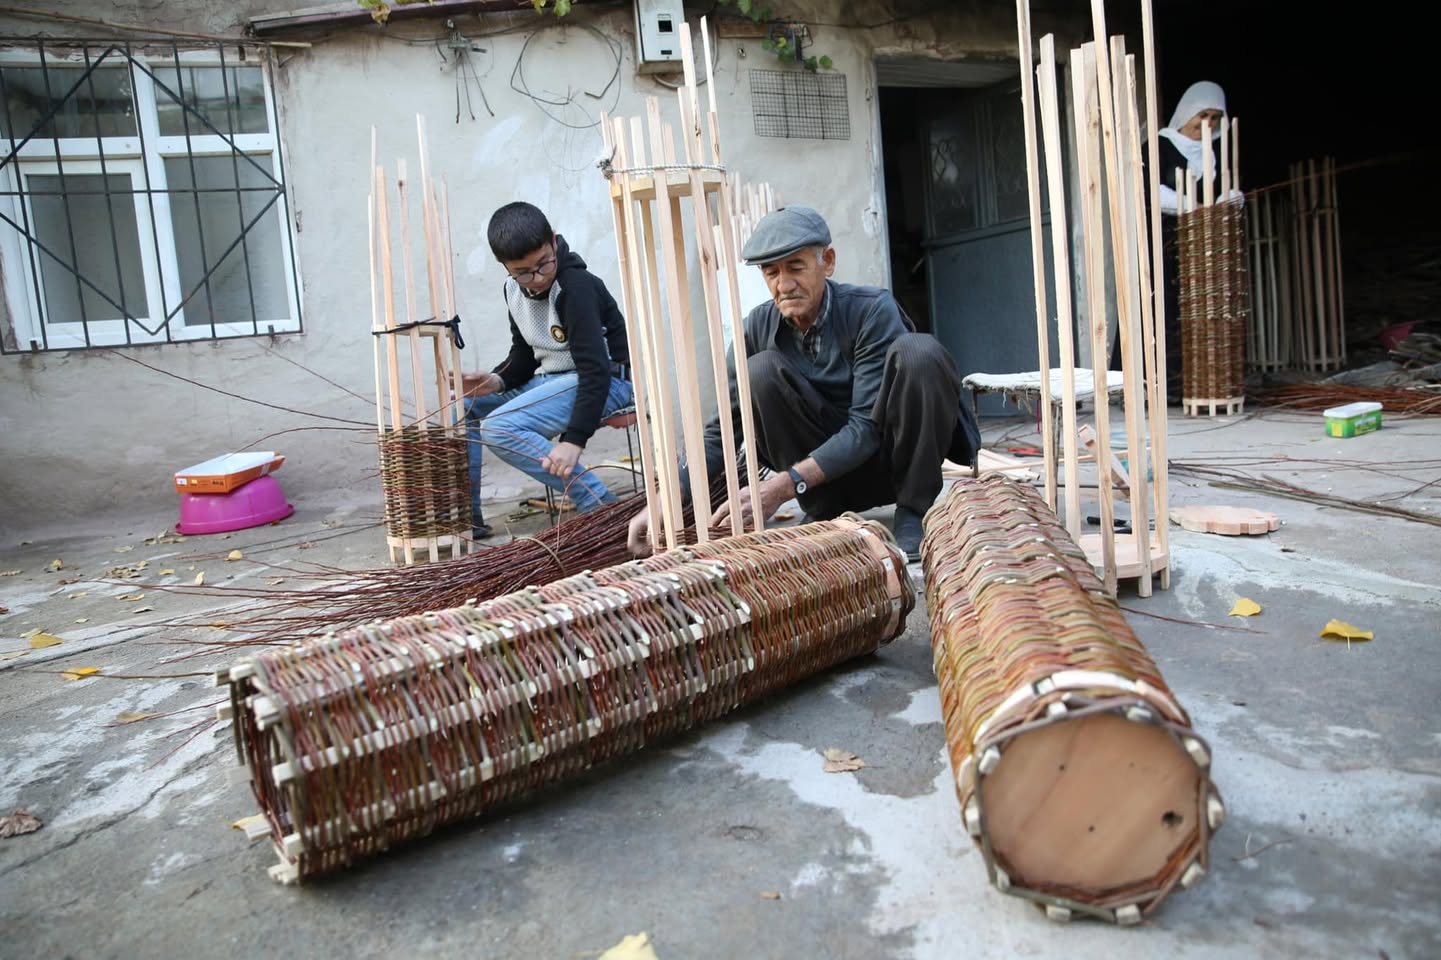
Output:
top-left (1, 408), bottom-right (1438, 959)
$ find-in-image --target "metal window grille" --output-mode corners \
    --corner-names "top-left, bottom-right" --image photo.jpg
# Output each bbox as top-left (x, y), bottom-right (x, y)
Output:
top-left (749, 69), bottom-right (850, 141)
top-left (0, 39), bottom-right (302, 353)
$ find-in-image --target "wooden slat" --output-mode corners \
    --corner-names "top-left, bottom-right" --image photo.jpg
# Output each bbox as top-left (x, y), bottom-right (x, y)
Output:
top-left (1123, 55), bottom-right (1168, 588)
top-left (1015, 0), bottom-right (1056, 513)
top-left (678, 26), bottom-right (743, 535)
top-left (395, 160), bottom-right (428, 423)
top-left (368, 129), bottom-right (385, 434)
top-left (608, 168), bottom-right (724, 201)
top-left (603, 115), bottom-right (665, 550)
top-left (631, 117), bottom-right (685, 550)
top-left (375, 165), bottom-right (404, 433)
top-left (650, 107), bottom-right (714, 537)
top-left (1038, 36), bottom-right (1081, 540)
top-left (1073, 41), bottom-right (1116, 594)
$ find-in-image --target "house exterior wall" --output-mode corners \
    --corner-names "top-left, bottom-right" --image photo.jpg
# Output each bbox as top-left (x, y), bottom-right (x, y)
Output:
top-left (0, 1), bottom-right (1067, 534)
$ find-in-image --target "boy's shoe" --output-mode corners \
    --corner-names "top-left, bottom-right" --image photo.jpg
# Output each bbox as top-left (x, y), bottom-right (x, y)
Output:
top-left (893, 507), bottom-right (924, 564)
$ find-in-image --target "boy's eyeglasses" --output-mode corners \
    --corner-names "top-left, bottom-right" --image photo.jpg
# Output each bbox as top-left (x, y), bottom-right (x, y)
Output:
top-left (509, 252), bottom-right (558, 283)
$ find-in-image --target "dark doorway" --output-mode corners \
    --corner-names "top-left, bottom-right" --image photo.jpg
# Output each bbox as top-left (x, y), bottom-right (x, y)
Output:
top-left (878, 63), bottom-right (1062, 415)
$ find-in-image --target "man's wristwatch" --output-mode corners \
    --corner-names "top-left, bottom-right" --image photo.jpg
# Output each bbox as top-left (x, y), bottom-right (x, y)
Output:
top-left (786, 466), bottom-right (808, 495)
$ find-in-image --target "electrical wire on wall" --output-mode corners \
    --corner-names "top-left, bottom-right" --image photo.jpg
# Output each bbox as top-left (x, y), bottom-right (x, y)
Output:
top-left (508, 20), bottom-right (624, 182)
top-left (442, 24), bottom-right (493, 120)
top-left (509, 20), bottom-right (621, 130)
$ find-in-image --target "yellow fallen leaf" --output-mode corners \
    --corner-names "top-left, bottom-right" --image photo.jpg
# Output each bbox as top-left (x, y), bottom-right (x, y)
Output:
top-left (117, 593), bottom-right (145, 602)
top-left (28, 632), bottom-right (63, 649)
top-left (62, 667), bottom-right (100, 681)
top-left (131, 606), bottom-right (155, 613)
top-left (760, 890), bottom-right (782, 900)
top-left (0, 569), bottom-right (19, 577)
top-left (1, 650), bottom-right (30, 661)
top-left (598, 933), bottom-right (658, 960)
top-left (1320, 619), bottom-right (1373, 642)
top-left (159, 568), bottom-right (175, 576)
top-left (226, 549), bottom-right (243, 561)
top-left (1229, 597), bottom-right (1262, 617)
top-left (822, 748), bottom-right (866, 773)
top-left (209, 621), bottom-right (231, 630)
top-left (194, 572), bottom-right (206, 586)
top-left (48, 559), bottom-right (63, 571)
top-left (74, 618), bottom-right (89, 624)
top-left (135, 560), bottom-right (148, 570)
top-left (114, 711), bottom-right (158, 724)
top-left (267, 578), bottom-right (285, 585)
top-left (68, 592), bottom-right (88, 600)
top-left (231, 814), bottom-right (268, 837)
top-left (113, 546), bottom-right (133, 554)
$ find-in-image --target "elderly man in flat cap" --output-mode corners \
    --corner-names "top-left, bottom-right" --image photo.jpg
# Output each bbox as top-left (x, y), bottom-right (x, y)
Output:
top-left (627, 205), bottom-right (978, 562)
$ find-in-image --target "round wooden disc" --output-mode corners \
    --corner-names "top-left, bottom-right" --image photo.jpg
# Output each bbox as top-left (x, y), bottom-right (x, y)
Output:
top-left (979, 713), bottom-right (1201, 895)
top-left (1169, 504), bottom-right (1280, 535)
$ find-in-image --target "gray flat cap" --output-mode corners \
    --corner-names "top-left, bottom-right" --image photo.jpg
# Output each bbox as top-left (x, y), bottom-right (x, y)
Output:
top-left (740, 205), bottom-right (832, 265)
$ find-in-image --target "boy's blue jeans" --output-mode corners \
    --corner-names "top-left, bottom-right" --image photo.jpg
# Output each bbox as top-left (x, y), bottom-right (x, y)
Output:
top-left (464, 373), bottom-right (634, 519)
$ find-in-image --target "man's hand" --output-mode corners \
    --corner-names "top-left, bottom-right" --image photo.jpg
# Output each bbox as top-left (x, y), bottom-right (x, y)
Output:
top-left (711, 470), bottom-right (797, 529)
top-left (541, 441), bottom-right (584, 479)
top-left (627, 507), bottom-right (652, 556)
top-left (462, 371), bottom-right (503, 398)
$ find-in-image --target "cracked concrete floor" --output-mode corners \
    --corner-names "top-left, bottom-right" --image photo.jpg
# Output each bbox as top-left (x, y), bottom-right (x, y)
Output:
top-left (1, 409), bottom-right (1438, 959)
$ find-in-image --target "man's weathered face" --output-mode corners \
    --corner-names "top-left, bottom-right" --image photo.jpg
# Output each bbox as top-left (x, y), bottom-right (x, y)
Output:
top-left (760, 246), bottom-right (835, 327)
top-left (503, 239), bottom-right (559, 295)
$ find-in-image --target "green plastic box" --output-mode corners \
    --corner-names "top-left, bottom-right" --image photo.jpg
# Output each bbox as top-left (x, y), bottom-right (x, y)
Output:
top-left (1324, 401), bottom-right (1382, 438)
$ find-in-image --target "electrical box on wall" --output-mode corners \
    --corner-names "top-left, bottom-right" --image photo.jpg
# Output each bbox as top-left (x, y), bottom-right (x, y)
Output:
top-left (634, 0), bottom-right (684, 73)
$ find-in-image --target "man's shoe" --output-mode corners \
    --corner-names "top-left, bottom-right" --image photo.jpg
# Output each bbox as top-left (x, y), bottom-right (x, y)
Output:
top-left (472, 520), bottom-right (494, 540)
top-left (893, 507), bottom-right (924, 564)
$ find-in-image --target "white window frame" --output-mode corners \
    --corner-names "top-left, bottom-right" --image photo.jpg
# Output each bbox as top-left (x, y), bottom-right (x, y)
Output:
top-left (0, 46), bottom-right (302, 350)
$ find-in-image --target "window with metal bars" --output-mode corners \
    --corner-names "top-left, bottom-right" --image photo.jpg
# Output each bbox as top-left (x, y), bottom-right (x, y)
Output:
top-left (0, 40), bottom-right (302, 352)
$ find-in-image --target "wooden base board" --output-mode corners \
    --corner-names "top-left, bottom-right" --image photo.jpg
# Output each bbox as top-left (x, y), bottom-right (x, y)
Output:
top-left (979, 712), bottom-right (1202, 894)
top-left (387, 533), bottom-right (467, 566)
top-left (1078, 533), bottom-right (1168, 581)
top-left (1181, 396), bottom-right (1244, 417)
top-left (1169, 505), bottom-right (1279, 535)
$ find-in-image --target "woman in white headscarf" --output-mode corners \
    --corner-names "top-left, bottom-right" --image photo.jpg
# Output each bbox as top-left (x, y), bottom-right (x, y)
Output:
top-left (1157, 81), bottom-right (1236, 214)
top-left (1143, 80), bottom-right (1241, 393)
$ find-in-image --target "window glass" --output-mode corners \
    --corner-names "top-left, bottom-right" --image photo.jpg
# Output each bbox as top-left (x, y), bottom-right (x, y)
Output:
top-left (0, 64), bottom-right (136, 139)
top-left (29, 173), bottom-right (147, 324)
top-left (153, 65), bottom-right (268, 136)
top-left (165, 156), bottom-right (287, 326)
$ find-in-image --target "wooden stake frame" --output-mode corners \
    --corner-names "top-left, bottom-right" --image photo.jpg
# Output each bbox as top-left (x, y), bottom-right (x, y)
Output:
top-left (600, 18), bottom-right (775, 552)
top-left (1017, 0), bottom-right (1173, 595)
top-left (369, 116), bottom-right (471, 565)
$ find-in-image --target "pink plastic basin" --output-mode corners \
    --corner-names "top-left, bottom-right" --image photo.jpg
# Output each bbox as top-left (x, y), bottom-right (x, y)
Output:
top-left (176, 474), bottom-right (294, 535)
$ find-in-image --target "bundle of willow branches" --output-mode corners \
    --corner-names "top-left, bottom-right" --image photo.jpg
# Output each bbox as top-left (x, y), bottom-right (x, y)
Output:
top-left (159, 496), bottom-right (650, 653)
top-left (1251, 383), bottom-right (1441, 415)
top-left (157, 489), bottom-right (758, 655)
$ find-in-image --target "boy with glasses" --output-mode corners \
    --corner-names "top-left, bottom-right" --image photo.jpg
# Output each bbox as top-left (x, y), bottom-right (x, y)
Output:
top-left (462, 202), bottom-right (632, 537)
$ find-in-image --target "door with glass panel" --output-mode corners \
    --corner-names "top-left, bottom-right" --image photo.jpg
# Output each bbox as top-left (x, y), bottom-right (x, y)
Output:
top-left (922, 78), bottom-right (1060, 415)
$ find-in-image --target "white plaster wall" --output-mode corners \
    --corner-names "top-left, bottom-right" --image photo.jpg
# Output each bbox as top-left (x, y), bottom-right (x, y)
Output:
top-left (0, 2), bottom-right (1029, 532)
